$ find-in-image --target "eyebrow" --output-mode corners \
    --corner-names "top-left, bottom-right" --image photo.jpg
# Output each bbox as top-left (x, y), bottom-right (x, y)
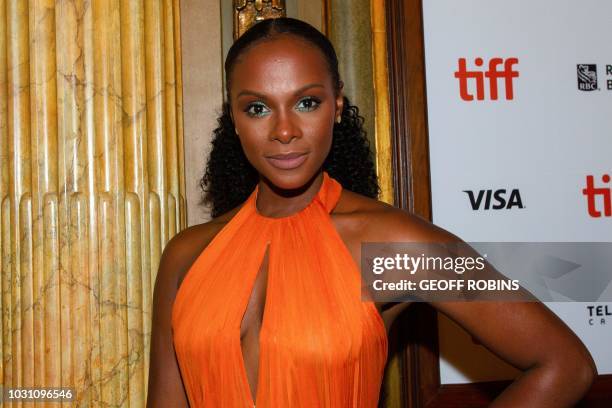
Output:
top-left (236, 83), bottom-right (325, 99)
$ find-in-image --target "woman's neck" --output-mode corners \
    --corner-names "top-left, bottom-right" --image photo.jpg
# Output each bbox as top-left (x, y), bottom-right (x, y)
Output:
top-left (255, 171), bottom-right (324, 218)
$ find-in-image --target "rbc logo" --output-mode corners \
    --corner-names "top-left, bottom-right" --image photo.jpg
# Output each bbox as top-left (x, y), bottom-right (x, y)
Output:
top-left (582, 174), bottom-right (611, 217)
top-left (454, 57), bottom-right (519, 101)
top-left (577, 64), bottom-right (598, 91)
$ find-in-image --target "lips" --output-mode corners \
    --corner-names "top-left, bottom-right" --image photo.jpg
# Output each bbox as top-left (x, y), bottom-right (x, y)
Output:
top-left (265, 152), bottom-right (308, 170)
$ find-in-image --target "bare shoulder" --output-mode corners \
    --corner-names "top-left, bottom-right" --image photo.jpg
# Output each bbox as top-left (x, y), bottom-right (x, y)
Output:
top-left (158, 204), bottom-right (243, 292)
top-left (148, 205), bottom-right (243, 407)
top-left (334, 189), bottom-right (460, 243)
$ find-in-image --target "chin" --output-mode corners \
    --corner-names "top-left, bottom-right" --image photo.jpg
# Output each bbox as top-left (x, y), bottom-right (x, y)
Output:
top-left (260, 165), bottom-right (322, 193)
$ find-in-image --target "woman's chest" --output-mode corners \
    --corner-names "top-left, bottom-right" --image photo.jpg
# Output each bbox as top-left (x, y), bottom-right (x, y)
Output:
top-left (329, 214), bottom-right (411, 331)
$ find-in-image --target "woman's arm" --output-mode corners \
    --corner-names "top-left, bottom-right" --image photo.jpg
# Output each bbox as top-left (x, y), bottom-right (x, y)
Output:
top-left (146, 235), bottom-right (190, 408)
top-left (369, 209), bottom-right (597, 407)
top-left (434, 301), bottom-right (596, 407)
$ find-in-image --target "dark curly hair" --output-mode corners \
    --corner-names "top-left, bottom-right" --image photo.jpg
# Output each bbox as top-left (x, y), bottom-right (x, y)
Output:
top-left (201, 17), bottom-right (380, 218)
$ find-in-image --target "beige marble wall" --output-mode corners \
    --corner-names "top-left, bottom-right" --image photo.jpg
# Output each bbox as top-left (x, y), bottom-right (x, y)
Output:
top-left (180, 0), bottom-right (223, 225)
top-left (295, 0), bottom-right (324, 31)
top-left (0, 0), bottom-right (186, 406)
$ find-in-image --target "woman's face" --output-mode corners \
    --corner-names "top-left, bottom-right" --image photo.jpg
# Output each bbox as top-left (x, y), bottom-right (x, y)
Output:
top-left (229, 35), bottom-right (343, 191)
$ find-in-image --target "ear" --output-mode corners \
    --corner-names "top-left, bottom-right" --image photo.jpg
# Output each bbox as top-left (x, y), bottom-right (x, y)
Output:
top-left (226, 102), bottom-right (239, 135)
top-left (335, 81), bottom-right (344, 121)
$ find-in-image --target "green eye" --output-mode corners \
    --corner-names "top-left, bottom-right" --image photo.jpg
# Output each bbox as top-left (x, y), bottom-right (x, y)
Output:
top-left (244, 102), bottom-right (271, 118)
top-left (296, 97), bottom-right (321, 112)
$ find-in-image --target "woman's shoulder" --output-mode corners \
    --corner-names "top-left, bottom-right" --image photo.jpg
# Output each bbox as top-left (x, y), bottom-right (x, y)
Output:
top-left (335, 189), bottom-right (460, 243)
top-left (159, 204), bottom-right (244, 291)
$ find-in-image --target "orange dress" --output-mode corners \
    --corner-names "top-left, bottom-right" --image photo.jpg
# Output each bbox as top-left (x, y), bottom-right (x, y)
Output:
top-left (172, 171), bottom-right (388, 407)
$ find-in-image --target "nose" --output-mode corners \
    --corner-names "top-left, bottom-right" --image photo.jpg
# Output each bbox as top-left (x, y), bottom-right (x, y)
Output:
top-left (270, 110), bottom-right (301, 144)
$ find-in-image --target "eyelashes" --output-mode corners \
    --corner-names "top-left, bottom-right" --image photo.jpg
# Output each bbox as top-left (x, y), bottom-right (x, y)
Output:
top-left (295, 96), bottom-right (321, 112)
top-left (244, 102), bottom-right (270, 118)
top-left (243, 97), bottom-right (322, 118)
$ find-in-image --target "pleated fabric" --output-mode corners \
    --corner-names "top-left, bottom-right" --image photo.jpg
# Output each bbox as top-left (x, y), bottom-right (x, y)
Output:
top-left (172, 171), bottom-right (388, 407)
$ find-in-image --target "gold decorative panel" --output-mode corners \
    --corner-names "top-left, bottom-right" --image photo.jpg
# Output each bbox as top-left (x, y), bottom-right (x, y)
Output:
top-left (370, 0), bottom-right (393, 205)
top-left (234, 0), bottom-right (286, 39)
top-left (0, 0), bottom-right (186, 406)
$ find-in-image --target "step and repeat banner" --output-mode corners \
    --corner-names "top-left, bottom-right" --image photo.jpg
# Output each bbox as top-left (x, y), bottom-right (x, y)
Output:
top-left (422, 0), bottom-right (612, 383)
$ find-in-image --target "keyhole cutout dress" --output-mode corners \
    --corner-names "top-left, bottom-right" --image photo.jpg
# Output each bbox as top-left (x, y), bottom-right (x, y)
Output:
top-left (172, 172), bottom-right (388, 407)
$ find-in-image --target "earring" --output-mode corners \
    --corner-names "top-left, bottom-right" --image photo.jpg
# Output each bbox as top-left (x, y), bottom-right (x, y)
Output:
top-left (335, 116), bottom-right (341, 124)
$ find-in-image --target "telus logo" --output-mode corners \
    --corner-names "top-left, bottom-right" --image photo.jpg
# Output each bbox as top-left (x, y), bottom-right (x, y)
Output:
top-left (463, 189), bottom-right (524, 210)
top-left (454, 57), bottom-right (519, 101)
top-left (582, 174), bottom-right (611, 218)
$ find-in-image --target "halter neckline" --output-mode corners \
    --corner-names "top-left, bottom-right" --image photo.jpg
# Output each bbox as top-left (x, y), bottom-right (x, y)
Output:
top-left (249, 171), bottom-right (340, 220)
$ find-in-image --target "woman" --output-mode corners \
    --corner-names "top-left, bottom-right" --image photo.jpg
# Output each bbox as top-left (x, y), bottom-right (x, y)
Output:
top-left (147, 17), bottom-right (596, 407)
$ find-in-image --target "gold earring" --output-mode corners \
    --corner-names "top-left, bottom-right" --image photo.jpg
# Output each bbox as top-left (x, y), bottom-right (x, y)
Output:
top-left (335, 116), bottom-right (341, 124)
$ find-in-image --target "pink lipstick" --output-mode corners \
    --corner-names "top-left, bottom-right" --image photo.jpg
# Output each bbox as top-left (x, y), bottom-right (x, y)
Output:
top-left (265, 152), bottom-right (308, 170)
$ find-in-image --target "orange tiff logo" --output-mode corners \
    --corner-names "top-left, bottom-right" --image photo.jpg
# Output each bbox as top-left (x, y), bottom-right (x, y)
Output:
top-left (583, 174), bottom-right (612, 218)
top-left (454, 57), bottom-right (519, 101)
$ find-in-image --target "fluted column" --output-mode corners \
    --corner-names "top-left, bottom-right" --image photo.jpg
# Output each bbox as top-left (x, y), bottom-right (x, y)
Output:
top-left (0, 0), bottom-right (186, 406)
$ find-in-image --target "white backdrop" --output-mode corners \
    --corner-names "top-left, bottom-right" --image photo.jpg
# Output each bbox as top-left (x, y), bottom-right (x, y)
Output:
top-left (422, 0), bottom-right (612, 383)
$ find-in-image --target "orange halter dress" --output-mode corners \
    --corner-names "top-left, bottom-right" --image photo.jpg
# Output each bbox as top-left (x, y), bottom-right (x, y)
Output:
top-left (172, 171), bottom-right (388, 407)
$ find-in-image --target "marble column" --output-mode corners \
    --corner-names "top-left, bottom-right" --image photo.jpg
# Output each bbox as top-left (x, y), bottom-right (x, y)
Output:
top-left (0, 0), bottom-right (186, 406)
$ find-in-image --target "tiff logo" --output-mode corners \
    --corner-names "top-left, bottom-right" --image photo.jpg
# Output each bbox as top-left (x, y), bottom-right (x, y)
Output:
top-left (582, 174), bottom-right (611, 218)
top-left (455, 57), bottom-right (519, 101)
